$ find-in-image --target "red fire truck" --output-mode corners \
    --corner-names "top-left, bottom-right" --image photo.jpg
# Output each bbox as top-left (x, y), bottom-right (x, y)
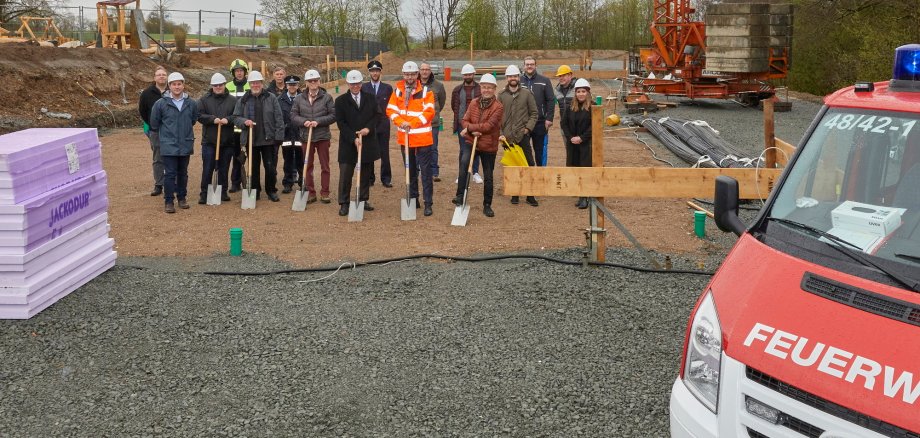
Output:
top-left (670, 44), bottom-right (920, 437)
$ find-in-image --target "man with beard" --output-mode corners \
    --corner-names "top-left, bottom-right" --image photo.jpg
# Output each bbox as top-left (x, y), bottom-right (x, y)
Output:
top-left (520, 56), bottom-right (555, 166)
top-left (450, 63), bottom-right (482, 184)
top-left (455, 73), bottom-right (503, 218)
top-left (497, 64), bottom-right (538, 206)
top-left (361, 60), bottom-right (394, 188)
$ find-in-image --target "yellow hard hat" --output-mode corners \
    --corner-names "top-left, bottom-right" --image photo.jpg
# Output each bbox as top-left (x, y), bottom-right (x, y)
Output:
top-left (606, 114), bottom-right (621, 126)
top-left (555, 65), bottom-right (573, 77)
top-left (229, 59), bottom-right (249, 74)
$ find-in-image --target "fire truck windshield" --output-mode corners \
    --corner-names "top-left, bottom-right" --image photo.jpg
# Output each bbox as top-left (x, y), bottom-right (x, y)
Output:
top-left (766, 108), bottom-right (920, 276)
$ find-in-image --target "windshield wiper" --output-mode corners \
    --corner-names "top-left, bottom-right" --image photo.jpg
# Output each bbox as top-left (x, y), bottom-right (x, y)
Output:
top-left (766, 217), bottom-right (920, 293)
top-left (896, 253), bottom-right (920, 265)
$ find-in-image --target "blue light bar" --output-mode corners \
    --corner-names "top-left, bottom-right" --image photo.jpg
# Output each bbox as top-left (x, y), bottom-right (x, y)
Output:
top-left (892, 44), bottom-right (920, 81)
top-left (890, 44), bottom-right (920, 91)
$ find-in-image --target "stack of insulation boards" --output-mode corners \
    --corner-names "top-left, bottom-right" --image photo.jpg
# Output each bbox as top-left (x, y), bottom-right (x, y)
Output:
top-left (0, 128), bottom-right (116, 319)
top-left (705, 3), bottom-right (793, 73)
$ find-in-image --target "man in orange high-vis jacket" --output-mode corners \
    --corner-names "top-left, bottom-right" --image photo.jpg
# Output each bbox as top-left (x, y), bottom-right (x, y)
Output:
top-left (386, 61), bottom-right (437, 217)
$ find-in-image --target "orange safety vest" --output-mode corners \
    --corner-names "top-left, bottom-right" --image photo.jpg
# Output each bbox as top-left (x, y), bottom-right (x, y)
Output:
top-left (386, 80), bottom-right (436, 148)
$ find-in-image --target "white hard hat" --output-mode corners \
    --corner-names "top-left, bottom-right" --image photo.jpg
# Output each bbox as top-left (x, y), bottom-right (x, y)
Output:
top-left (346, 70), bottom-right (363, 84)
top-left (504, 64), bottom-right (521, 76)
top-left (304, 69), bottom-right (321, 81)
top-left (402, 61), bottom-right (419, 73)
top-left (247, 70), bottom-right (264, 82)
top-left (479, 73), bottom-right (497, 85)
top-left (210, 73), bottom-right (227, 85)
top-left (461, 64), bottom-right (476, 75)
top-left (574, 78), bottom-right (591, 89)
top-left (167, 72), bottom-right (184, 83)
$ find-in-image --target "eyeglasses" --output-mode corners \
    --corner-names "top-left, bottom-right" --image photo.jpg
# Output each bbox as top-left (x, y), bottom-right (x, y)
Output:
top-left (306, 79), bottom-right (319, 83)
top-left (420, 68), bottom-right (431, 71)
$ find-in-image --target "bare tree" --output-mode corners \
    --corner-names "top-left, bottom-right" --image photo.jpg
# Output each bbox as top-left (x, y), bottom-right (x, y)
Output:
top-left (378, 0), bottom-right (410, 52)
top-left (415, 0), bottom-right (466, 49)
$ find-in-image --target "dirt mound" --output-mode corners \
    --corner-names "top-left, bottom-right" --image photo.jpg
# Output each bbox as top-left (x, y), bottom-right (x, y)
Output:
top-left (187, 48), bottom-right (326, 73)
top-left (0, 45), bottom-right (334, 133)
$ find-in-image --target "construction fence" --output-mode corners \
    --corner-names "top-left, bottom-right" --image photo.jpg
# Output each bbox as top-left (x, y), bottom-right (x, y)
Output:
top-left (2, 7), bottom-right (279, 50)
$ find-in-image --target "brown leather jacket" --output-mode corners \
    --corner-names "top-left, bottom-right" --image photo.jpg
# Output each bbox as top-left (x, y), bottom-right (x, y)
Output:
top-left (461, 97), bottom-right (504, 154)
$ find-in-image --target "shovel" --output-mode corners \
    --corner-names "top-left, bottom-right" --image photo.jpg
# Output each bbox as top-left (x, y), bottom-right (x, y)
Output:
top-left (291, 126), bottom-right (314, 211)
top-left (451, 136), bottom-right (479, 226)
top-left (399, 129), bottom-right (416, 221)
top-left (348, 133), bottom-right (365, 222)
top-left (241, 124), bottom-right (257, 210)
top-left (206, 125), bottom-right (222, 205)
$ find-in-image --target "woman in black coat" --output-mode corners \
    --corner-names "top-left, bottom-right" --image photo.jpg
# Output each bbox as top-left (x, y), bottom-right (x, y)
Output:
top-left (561, 78), bottom-right (594, 209)
top-left (335, 70), bottom-right (382, 216)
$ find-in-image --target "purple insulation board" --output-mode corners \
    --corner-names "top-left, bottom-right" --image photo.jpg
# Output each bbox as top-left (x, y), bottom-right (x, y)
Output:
top-left (0, 128), bottom-right (103, 205)
top-left (0, 247), bottom-right (116, 319)
top-left (0, 170), bottom-right (108, 254)
top-left (0, 213), bottom-right (110, 286)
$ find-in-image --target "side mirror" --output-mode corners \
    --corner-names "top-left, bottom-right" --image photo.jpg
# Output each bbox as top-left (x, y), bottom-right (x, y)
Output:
top-left (715, 176), bottom-right (746, 236)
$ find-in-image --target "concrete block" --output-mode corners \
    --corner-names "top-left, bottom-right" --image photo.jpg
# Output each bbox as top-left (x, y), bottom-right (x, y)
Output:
top-left (708, 3), bottom-right (770, 15)
top-left (768, 4), bottom-right (793, 14)
top-left (770, 14), bottom-right (791, 25)
top-left (705, 14), bottom-right (769, 27)
top-left (706, 25), bottom-right (769, 37)
top-left (707, 36), bottom-right (771, 49)
top-left (706, 47), bottom-right (770, 59)
top-left (705, 58), bottom-right (770, 73)
top-left (770, 25), bottom-right (792, 36)
top-left (769, 36), bottom-right (792, 47)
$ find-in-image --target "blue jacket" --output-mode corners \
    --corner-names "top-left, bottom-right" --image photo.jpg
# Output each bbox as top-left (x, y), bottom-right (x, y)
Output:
top-left (150, 92), bottom-right (199, 156)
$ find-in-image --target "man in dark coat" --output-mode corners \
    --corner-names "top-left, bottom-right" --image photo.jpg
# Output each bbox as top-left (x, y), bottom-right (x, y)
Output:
top-left (361, 60), bottom-right (394, 187)
top-left (196, 72), bottom-right (237, 204)
top-left (231, 71), bottom-right (285, 202)
top-left (138, 65), bottom-right (168, 196)
top-left (335, 70), bottom-right (381, 216)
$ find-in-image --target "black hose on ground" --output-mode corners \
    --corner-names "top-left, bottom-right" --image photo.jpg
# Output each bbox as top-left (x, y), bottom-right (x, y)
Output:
top-left (198, 253), bottom-right (715, 276)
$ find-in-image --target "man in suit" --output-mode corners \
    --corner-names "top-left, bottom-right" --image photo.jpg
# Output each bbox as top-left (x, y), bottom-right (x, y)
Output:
top-left (361, 60), bottom-right (394, 188)
top-left (335, 70), bottom-right (381, 216)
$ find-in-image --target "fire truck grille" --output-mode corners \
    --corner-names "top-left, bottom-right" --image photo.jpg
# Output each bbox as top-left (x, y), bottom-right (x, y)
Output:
top-left (746, 367), bottom-right (920, 438)
top-left (747, 428), bottom-right (768, 438)
top-left (801, 273), bottom-right (920, 328)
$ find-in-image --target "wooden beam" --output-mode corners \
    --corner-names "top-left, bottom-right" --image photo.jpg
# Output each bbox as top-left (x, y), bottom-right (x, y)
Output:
top-left (503, 167), bottom-right (782, 200)
top-left (591, 105), bottom-right (605, 262)
top-left (764, 99), bottom-right (776, 168)
top-left (774, 138), bottom-right (796, 166)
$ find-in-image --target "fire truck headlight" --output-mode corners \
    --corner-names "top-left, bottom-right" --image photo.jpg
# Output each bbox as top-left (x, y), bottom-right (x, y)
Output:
top-left (683, 291), bottom-right (723, 413)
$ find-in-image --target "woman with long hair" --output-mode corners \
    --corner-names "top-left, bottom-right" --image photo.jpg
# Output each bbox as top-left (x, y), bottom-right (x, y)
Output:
top-left (562, 78), bottom-right (593, 209)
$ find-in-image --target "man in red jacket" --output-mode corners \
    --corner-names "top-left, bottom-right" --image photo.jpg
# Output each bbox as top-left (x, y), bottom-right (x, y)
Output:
top-left (455, 74), bottom-right (503, 217)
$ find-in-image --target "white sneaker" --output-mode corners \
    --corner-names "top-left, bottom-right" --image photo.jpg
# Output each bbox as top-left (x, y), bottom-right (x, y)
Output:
top-left (472, 173), bottom-right (483, 184)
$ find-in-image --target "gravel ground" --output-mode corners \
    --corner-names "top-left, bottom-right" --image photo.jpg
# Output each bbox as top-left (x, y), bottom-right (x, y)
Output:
top-left (1, 248), bottom-right (716, 436)
top-left (0, 93), bottom-right (819, 436)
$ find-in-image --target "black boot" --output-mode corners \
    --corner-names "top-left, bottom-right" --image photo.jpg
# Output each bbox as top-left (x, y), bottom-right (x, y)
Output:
top-left (150, 185), bottom-right (163, 196)
top-left (483, 204), bottom-right (494, 217)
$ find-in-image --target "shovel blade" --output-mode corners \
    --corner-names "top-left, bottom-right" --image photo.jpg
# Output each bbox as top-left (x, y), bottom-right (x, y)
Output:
top-left (291, 191), bottom-right (308, 211)
top-left (241, 189), bottom-right (257, 210)
top-left (451, 205), bottom-right (470, 226)
top-left (400, 198), bottom-right (416, 221)
top-left (348, 201), bottom-right (364, 222)
top-left (206, 184), bottom-right (222, 205)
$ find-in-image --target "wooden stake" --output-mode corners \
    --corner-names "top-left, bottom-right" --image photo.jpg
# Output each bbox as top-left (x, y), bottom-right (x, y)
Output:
top-left (591, 105), bottom-right (605, 263)
top-left (326, 54), bottom-right (331, 82)
top-left (764, 99), bottom-right (776, 168)
top-left (686, 201), bottom-right (714, 218)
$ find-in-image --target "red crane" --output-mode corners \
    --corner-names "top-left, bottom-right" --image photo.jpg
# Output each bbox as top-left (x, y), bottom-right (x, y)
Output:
top-left (633, 0), bottom-right (789, 104)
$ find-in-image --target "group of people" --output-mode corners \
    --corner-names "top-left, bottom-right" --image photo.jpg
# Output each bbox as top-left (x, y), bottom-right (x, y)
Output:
top-left (137, 56), bottom-right (596, 216)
